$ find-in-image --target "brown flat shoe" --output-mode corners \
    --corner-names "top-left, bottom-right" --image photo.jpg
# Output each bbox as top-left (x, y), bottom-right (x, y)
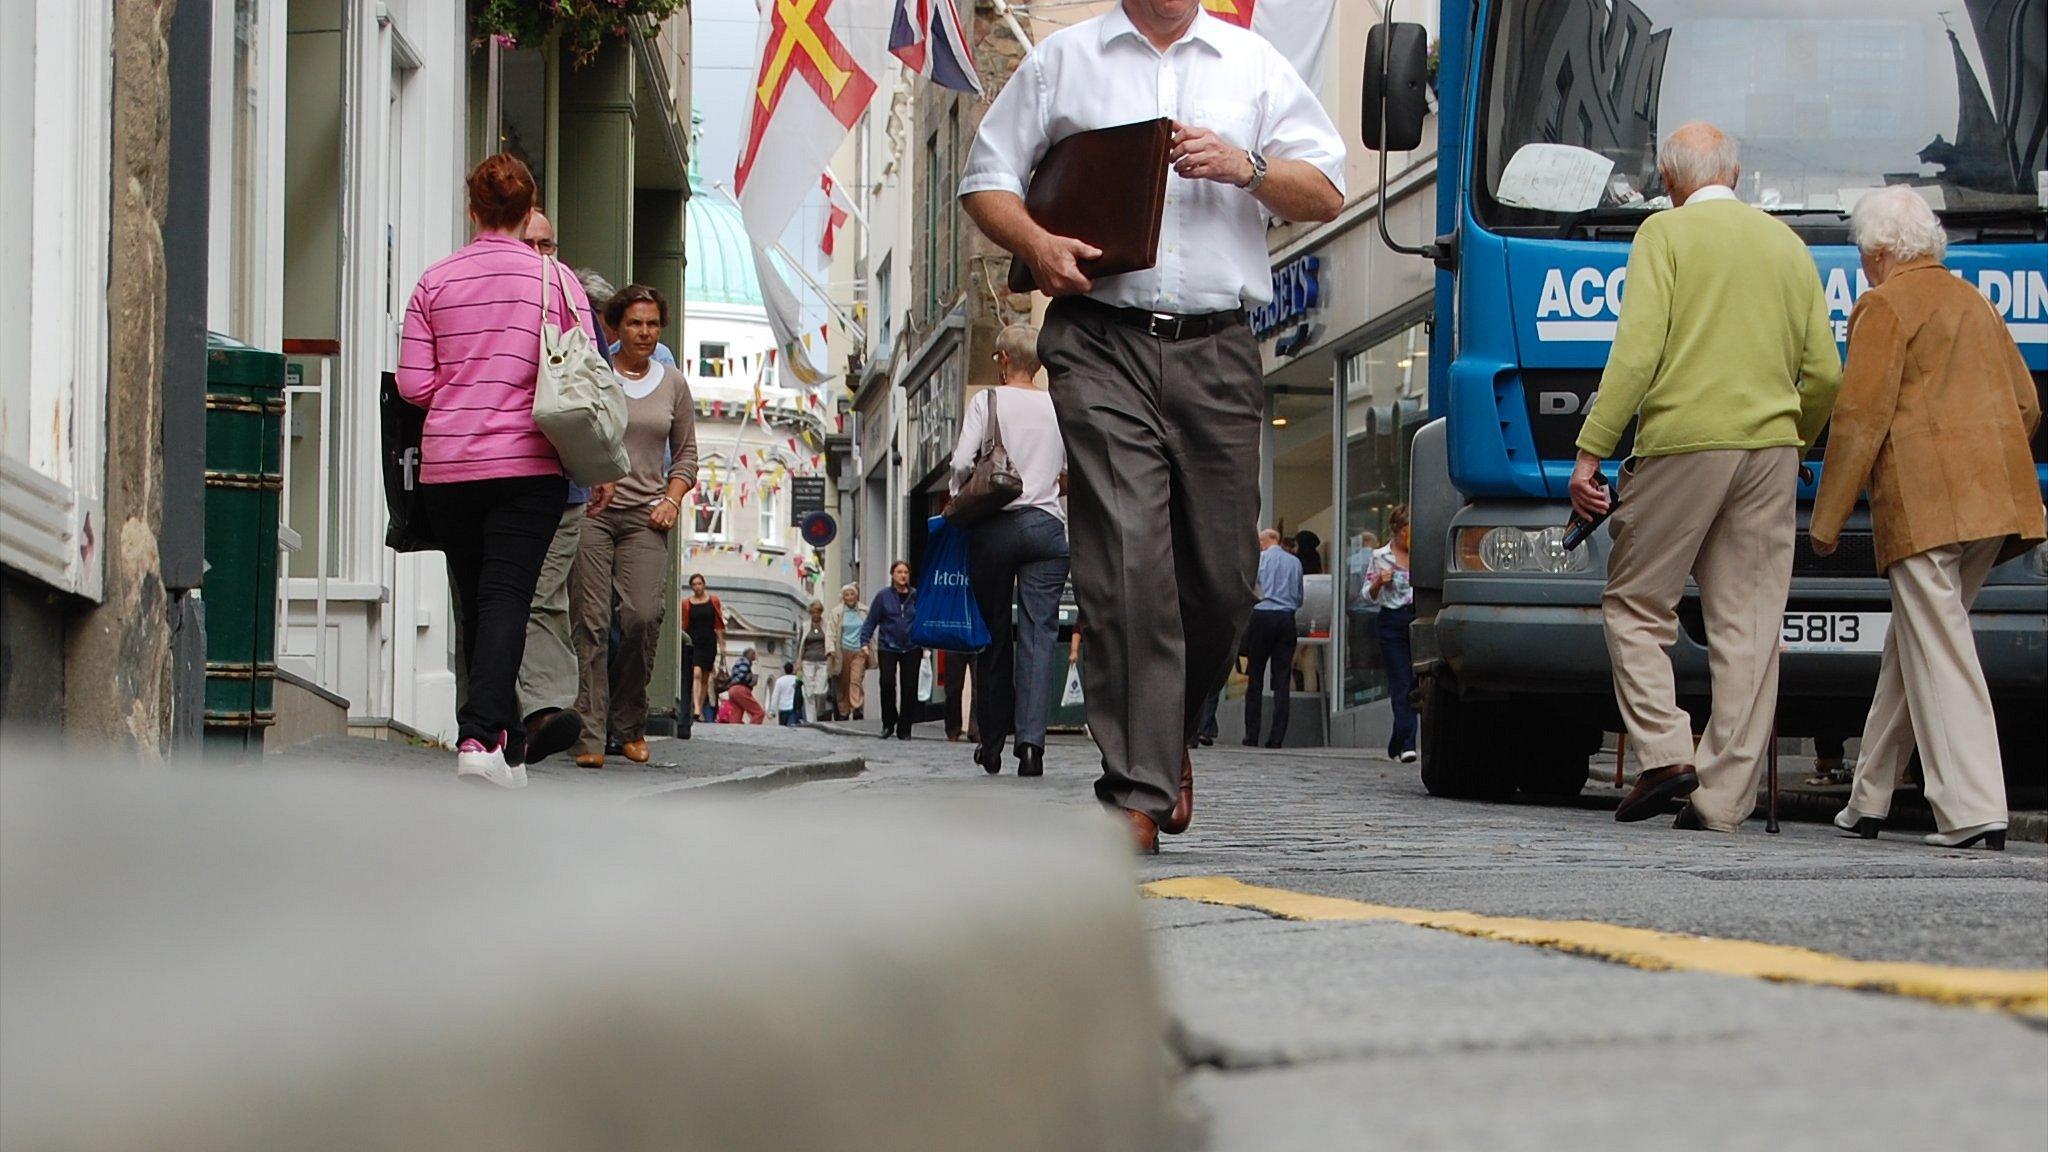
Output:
top-left (574, 753), bottom-right (605, 770)
top-left (1125, 809), bottom-right (1159, 855)
top-left (621, 738), bottom-right (651, 764)
top-left (1159, 750), bottom-right (1195, 835)
top-left (1616, 763), bottom-right (1699, 823)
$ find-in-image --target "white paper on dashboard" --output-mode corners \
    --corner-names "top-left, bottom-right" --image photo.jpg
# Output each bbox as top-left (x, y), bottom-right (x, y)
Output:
top-left (1496, 144), bottom-right (1617, 213)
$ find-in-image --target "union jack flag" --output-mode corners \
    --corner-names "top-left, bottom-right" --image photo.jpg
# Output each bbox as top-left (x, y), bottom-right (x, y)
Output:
top-left (889, 0), bottom-right (984, 97)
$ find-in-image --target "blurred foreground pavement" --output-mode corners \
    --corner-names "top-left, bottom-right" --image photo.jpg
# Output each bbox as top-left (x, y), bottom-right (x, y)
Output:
top-left (5, 722), bottom-right (2044, 1151)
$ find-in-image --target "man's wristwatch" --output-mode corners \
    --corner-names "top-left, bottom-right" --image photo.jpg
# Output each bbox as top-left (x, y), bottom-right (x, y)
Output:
top-left (1243, 149), bottom-right (1269, 193)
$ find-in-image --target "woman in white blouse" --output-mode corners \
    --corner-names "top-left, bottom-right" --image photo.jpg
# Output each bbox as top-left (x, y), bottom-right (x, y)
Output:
top-left (951, 324), bottom-right (1070, 779)
top-left (1366, 505), bottom-right (1417, 762)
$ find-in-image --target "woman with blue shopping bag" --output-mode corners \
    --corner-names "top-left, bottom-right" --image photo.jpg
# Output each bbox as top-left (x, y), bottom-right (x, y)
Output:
top-left (858, 561), bottom-right (923, 740)
top-left (944, 325), bottom-right (1070, 779)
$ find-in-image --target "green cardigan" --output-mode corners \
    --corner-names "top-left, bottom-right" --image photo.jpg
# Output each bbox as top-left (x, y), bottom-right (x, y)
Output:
top-left (1575, 197), bottom-right (1843, 460)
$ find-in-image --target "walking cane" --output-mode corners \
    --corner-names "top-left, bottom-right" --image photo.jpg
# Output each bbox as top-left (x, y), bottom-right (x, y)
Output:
top-left (1614, 731), bottom-right (1628, 789)
top-left (1766, 723), bottom-right (1781, 834)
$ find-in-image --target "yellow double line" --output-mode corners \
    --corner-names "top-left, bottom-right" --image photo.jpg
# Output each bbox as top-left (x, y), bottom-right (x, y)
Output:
top-left (1143, 876), bottom-right (2048, 1019)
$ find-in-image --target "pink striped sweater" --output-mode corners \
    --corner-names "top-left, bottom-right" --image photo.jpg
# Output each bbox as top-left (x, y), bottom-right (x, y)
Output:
top-left (396, 233), bottom-right (601, 484)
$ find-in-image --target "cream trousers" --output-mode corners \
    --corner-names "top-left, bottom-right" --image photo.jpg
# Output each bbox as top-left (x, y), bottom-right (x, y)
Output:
top-left (1848, 538), bottom-right (2010, 832)
top-left (1603, 447), bottom-right (1798, 831)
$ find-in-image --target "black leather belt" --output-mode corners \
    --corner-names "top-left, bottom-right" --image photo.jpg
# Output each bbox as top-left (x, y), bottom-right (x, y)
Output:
top-left (1061, 295), bottom-right (1246, 342)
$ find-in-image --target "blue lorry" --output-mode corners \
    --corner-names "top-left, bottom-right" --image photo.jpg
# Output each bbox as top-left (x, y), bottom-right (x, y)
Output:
top-left (1363, 0), bottom-right (2046, 799)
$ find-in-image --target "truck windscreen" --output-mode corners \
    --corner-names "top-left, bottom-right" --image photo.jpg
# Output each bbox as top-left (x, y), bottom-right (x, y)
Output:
top-left (1474, 0), bottom-right (2046, 232)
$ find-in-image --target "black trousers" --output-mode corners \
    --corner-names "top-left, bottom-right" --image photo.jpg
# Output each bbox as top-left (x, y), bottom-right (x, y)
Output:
top-left (876, 647), bottom-right (923, 738)
top-left (970, 507), bottom-right (1071, 753)
top-left (1042, 298), bottom-right (1263, 824)
top-left (1242, 608), bottom-right (1299, 746)
top-left (1377, 604), bottom-right (1417, 756)
top-left (426, 473), bottom-right (568, 754)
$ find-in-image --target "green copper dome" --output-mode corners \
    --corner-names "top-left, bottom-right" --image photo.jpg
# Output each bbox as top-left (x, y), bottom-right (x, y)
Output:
top-left (686, 168), bottom-right (766, 309)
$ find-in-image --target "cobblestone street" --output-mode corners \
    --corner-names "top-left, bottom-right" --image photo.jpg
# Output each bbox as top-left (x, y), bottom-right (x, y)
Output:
top-left (759, 723), bottom-right (2048, 1150)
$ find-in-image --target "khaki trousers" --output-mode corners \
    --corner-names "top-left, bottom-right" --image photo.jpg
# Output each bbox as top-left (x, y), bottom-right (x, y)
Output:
top-left (1604, 447), bottom-right (1797, 831)
top-left (570, 507), bottom-right (672, 754)
top-left (836, 648), bottom-right (869, 715)
top-left (1848, 538), bottom-right (2009, 831)
top-left (516, 503), bottom-right (585, 716)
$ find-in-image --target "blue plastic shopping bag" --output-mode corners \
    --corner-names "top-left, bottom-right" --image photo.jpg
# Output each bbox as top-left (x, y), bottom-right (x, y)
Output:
top-left (908, 516), bottom-right (989, 652)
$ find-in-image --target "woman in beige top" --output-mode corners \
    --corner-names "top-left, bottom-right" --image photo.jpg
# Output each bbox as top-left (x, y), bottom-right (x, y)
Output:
top-left (570, 284), bottom-right (698, 767)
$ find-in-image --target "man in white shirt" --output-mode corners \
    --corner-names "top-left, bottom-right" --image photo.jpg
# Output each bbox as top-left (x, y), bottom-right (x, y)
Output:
top-left (961, 0), bottom-right (1344, 853)
top-left (772, 663), bottom-right (802, 727)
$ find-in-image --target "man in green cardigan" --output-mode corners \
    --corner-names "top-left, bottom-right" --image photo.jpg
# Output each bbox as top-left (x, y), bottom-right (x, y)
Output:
top-left (1568, 121), bottom-right (1842, 832)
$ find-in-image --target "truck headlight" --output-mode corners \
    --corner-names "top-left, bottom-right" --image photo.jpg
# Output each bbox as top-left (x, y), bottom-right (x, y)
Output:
top-left (1454, 526), bottom-right (1591, 574)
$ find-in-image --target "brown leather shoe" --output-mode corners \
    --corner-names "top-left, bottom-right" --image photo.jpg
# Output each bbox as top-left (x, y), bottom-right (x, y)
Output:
top-left (621, 738), bottom-right (651, 764)
top-left (1159, 750), bottom-right (1195, 835)
top-left (1616, 763), bottom-right (1699, 823)
top-left (574, 753), bottom-right (605, 770)
top-left (1125, 809), bottom-right (1160, 855)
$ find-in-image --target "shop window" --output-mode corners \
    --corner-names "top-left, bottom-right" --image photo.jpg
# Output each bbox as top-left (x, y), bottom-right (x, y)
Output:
top-left (496, 43), bottom-right (548, 194)
top-left (0, 0), bottom-right (113, 597)
top-left (1339, 319), bottom-right (1430, 711)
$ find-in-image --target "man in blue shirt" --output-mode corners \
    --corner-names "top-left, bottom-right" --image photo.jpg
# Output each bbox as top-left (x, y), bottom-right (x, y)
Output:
top-left (1243, 529), bottom-right (1304, 748)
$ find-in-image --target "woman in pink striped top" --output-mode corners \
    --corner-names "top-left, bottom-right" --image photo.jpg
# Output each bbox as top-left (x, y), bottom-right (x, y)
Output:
top-left (397, 153), bottom-right (598, 786)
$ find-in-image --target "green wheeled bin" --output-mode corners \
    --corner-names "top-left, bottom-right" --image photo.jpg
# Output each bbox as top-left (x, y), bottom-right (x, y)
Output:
top-left (203, 334), bottom-right (287, 755)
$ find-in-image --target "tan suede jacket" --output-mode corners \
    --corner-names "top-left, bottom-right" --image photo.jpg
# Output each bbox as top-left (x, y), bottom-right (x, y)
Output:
top-left (1812, 258), bottom-right (2045, 573)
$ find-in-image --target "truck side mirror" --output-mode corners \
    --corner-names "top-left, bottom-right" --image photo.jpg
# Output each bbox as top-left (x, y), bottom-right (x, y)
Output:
top-left (1363, 22), bottom-right (1429, 152)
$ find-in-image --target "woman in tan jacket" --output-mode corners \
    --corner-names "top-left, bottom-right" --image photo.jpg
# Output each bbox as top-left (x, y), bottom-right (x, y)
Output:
top-left (1811, 186), bottom-right (2044, 851)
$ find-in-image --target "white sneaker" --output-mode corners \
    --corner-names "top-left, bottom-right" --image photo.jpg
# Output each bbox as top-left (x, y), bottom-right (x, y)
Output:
top-left (1398, 750), bottom-right (1419, 764)
top-left (456, 734), bottom-right (526, 789)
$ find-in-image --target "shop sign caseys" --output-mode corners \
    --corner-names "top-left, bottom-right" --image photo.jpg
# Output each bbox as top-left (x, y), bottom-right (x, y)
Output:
top-left (1252, 255), bottom-right (1322, 340)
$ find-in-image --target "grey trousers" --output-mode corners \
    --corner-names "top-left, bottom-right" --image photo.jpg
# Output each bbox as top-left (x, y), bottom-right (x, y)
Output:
top-left (569, 506), bottom-right (672, 754)
top-left (1041, 299), bottom-right (1264, 823)
top-left (969, 506), bottom-right (1071, 752)
top-left (517, 502), bottom-right (586, 716)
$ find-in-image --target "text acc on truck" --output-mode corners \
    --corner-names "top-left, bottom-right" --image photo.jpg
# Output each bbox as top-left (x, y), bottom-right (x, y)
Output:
top-left (1362, 0), bottom-right (2047, 799)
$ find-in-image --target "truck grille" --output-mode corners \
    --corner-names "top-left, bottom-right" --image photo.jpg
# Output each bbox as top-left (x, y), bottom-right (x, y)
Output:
top-left (1793, 532), bottom-right (1876, 577)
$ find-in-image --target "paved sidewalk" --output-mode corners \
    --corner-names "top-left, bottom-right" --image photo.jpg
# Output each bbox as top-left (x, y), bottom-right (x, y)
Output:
top-left (270, 722), bottom-right (861, 798)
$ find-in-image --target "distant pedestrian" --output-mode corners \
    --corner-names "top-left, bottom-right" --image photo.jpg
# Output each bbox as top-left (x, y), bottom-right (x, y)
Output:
top-left (1569, 122), bottom-right (1841, 831)
top-left (960, 0), bottom-right (1346, 852)
top-left (398, 153), bottom-right (596, 788)
top-left (859, 561), bottom-right (921, 740)
top-left (1242, 529), bottom-right (1303, 748)
top-left (954, 324), bottom-right (1071, 779)
top-left (683, 573), bottom-right (726, 721)
top-left (829, 583), bottom-right (870, 720)
top-left (727, 647), bottom-right (767, 725)
top-left (569, 283), bottom-right (698, 769)
top-left (773, 662), bottom-right (802, 726)
top-left (798, 600), bottom-right (833, 721)
top-left (1366, 506), bottom-right (1417, 762)
top-left (1812, 185), bottom-right (2043, 851)
top-left (1293, 529), bottom-right (1324, 577)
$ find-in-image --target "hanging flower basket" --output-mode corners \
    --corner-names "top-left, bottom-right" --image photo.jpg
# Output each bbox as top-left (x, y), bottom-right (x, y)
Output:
top-left (471, 0), bottom-right (689, 66)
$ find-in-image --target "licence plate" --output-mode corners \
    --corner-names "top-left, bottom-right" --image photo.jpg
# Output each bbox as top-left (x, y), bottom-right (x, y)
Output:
top-left (1781, 611), bottom-right (1889, 654)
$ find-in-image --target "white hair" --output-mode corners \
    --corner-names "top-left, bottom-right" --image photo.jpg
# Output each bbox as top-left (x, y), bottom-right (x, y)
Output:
top-left (577, 268), bottom-right (617, 311)
top-left (1657, 124), bottom-right (1739, 192)
top-left (1850, 186), bottom-right (1948, 263)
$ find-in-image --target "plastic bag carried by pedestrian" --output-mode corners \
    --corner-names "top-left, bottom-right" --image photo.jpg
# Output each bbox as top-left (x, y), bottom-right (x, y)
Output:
top-left (1061, 663), bottom-right (1085, 707)
top-left (918, 651), bottom-right (937, 703)
top-left (908, 516), bottom-right (989, 652)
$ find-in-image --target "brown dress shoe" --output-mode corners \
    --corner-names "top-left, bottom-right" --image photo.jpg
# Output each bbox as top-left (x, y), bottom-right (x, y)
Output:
top-left (1125, 809), bottom-right (1159, 855)
top-left (574, 753), bottom-right (605, 770)
top-left (621, 738), bottom-right (651, 764)
top-left (1159, 750), bottom-right (1195, 835)
top-left (1616, 763), bottom-right (1699, 823)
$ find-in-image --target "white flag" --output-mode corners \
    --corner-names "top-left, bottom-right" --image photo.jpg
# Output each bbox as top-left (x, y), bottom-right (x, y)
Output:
top-left (1202, 0), bottom-right (1336, 92)
top-left (735, 0), bottom-right (890, 248)
top-left (752, 243), bottom-right (831, 387)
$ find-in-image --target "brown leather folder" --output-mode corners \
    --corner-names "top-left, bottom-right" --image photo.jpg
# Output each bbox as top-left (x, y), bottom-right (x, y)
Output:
top-left (1006, 118), bottom-right (1172, 294)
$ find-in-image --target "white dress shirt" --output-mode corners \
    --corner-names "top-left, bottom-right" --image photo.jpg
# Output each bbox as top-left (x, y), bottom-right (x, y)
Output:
top-left (949, 384), bottom-right (1067, 523)
top-left (958, 6), bottom-right (1345, 314)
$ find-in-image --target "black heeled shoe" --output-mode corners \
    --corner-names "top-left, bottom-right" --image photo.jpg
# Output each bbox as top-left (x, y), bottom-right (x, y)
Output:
top-left (1833, 807), bottom-right (1881, 839)
top-left (1925, 824), bottom-right (2006, 850)
top-left (976, 743), bottom-right (1004, 775)
top-left (1016, 743), bottom-right (1044, 778)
